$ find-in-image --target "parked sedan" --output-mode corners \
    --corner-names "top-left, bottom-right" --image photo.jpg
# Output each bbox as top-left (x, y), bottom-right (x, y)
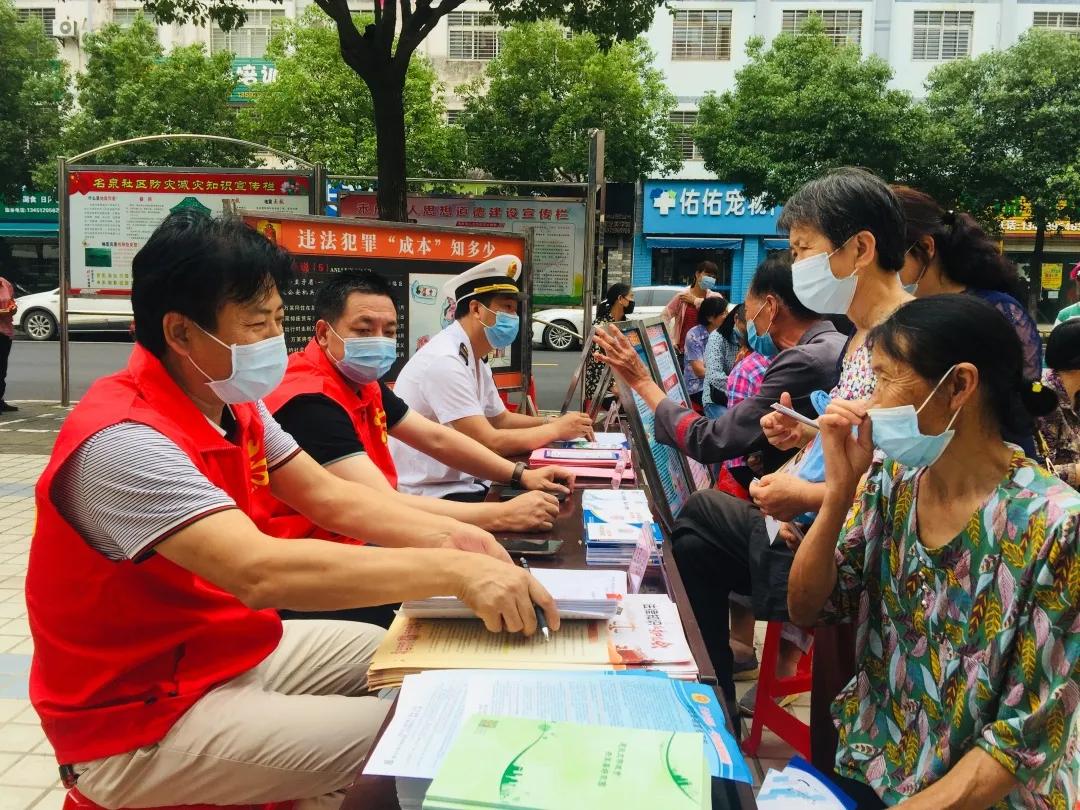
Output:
top-left (15, 289), bottom-right (133, 341)
top-left (531, 285), bottom-right (683, 351)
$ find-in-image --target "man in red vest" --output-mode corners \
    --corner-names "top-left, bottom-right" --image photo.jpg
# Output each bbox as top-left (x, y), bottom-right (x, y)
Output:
top-left (266, 270), bottom-right (571, 545)
top-left (27, 211), bottom-right (558, 810)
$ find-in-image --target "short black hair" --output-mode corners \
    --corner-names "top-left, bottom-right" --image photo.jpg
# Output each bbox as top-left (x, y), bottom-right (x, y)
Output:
top-left (131, 211), bottom-right (294, 357)
top-left (454, 291), bottom-right (502, 321)
top-left (1046, 318), bottom-right (1080, 372)
top-left (695, 260), bottom-right (718, 278)
top-left (869, 294), bottom-right (1057, 436)
top-left (779, 167), bottom-right (907, 272)
top-left (314, 270), bottom-right (394, 326)
top-left (697, 296), bottom-right (728, 326)
top-left (748, 251), bottom-right (816, 320)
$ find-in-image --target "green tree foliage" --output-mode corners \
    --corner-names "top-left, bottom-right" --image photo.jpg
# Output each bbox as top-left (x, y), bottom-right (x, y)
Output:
top-left (922, 28), bottom-right (1080, 311)
top-left (0, 0), bottom-right (70, 200)
top-left (458, 21), bottom-right (681, 183)
top-left (47, 15), bottom-right (250, 178)
top-left (130, 0), bottom-right (667, 220)
top-left (239, 8), bottom-right (464, 177)
top-left (694, 17), bottom-right (923, 204)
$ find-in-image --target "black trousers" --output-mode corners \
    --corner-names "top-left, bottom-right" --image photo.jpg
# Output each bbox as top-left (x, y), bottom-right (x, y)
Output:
top-left (833, 774), bottom-right (887, 809)
top-left (442, 486), bottom-right (490, 503)
top-left (670, 489), bottom-right (796, 702)
top-left (279, 604), bottom-right (398, 629)
top-left (0, 333), bottom-right (10, 403)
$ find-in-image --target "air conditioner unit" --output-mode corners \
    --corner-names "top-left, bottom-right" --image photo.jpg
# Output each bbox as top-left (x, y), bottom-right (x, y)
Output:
top-left (52, 19), bottom-right (78, 39)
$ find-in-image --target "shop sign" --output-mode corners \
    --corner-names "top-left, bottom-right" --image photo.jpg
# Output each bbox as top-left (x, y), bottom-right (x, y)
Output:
top-left (999, 197), bottom-right (1078, 238)
top-left (1, 191), bottom-right (58, 221)
top-left (229, 59), bottom-right (278, 104)
top-left (1042, 263), bottom-right (1063, 291)
top-left (642, 180), bottom-right (782, 236)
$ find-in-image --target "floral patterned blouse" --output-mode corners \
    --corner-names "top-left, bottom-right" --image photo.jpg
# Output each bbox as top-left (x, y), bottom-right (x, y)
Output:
top-left (825, 451), bottom-right (1080, 808)
top-left (831, 339), bottom-right (875, 401)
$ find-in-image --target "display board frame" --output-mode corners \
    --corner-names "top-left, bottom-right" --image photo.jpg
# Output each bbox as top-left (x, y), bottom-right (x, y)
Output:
top-left (239, 209), bottom-right (534, 393)
top-left (613, 320), bottom-right (698, 533)
top-left (634, 316), bottom-right (715, 492)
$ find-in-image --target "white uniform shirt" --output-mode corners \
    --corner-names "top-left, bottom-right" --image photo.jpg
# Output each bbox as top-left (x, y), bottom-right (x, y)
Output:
top-left (391, 319), bottom-right (507, 497)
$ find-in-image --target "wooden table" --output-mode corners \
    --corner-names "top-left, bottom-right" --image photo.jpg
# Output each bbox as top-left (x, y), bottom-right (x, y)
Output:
top-left (342, 486), bottom-right (757, 810)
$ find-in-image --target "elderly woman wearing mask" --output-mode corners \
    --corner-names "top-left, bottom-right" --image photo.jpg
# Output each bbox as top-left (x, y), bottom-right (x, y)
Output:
top-left (789, 295), bottom-right (1075, 810)
top-left (1038, 318), bottom-right (1080, 488)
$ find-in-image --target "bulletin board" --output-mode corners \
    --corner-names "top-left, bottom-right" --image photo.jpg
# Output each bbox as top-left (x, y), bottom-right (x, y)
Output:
top-left (240, 211), bottom-right (532, 391)
top-left (614, 320), bottom-right (698, 531)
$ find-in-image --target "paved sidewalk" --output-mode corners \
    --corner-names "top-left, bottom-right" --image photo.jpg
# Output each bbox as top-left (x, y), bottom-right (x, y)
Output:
top-left (0, 404), bottom-right (71, 457)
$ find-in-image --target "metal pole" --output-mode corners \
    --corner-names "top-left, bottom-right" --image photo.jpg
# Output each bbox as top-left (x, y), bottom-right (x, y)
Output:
top-left (520, 227), bottom-right (536, 416)
top-left (579, 129), bottom-right (605, 410)
top-left (58, 157), bottom-right (71, 407)
top-left (311, 164), bottom-right (326, 216)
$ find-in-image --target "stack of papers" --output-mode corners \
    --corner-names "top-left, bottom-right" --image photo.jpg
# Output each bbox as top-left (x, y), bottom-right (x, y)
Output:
top-left (367, 594), bottom-right (698, 688)
top-left (364, 668), bottom-right (751, 810)
top-left (564, 432), bottom-right (629, 450)
top-left (422, 716), bottom-right (710, 810)
top-left (401, 568), bottom-right (626, 621)
top-left (583, 489), bottom-right (662, 565)
top-left (757, 757), bottom-right (856, 809)
top-left (529, 447), bottom-right (636, 482)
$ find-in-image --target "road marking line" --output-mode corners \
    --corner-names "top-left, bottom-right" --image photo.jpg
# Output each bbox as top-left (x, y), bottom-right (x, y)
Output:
top-left (533, 363), bottom-right (559, 367)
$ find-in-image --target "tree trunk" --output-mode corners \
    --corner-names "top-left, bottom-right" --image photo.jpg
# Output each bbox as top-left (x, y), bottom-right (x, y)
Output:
top-left (370, 73), bottom-right (409, 223)
top-left (1028, 219), bottom-right (1046, 318)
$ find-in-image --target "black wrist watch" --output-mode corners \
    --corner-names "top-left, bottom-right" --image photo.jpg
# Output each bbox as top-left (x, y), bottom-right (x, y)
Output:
top-left (510, 461), bottom-right (527, 487)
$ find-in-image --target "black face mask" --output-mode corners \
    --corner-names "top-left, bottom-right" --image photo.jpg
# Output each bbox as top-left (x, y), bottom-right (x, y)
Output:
top-left (623, 299), bottom-right (636, 315)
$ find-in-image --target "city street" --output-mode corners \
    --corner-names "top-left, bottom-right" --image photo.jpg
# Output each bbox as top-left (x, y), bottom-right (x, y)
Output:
top-left (4, 336), bottom-right (583, 411)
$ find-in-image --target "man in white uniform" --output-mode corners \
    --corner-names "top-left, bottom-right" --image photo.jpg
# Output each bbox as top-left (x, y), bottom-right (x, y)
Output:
top-left (392, 256), bottom-right (594, 500)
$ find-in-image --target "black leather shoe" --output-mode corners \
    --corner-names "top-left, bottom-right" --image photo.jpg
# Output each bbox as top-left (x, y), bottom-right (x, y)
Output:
top-left (0, 402), bottom-right (18, 413)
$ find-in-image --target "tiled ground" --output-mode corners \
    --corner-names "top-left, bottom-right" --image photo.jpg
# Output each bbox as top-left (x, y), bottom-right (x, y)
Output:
top-left (0, 453), bottom-right (64, 810)
top-left (0, 448), bottom-right (803, 807)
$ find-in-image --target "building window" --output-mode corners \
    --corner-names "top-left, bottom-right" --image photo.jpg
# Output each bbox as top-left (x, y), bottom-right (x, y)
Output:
top-left (781, 10), bottom-right (862, 47)
top-left (210, 9), bottom-right (285, 58)
top-left (15, 7), bottom-right (55, 33)
top-left (912, 11), bottom-right (973, 61)
top-left (671, 10), bottom-right (732, 61)
top-left (112, 8), bottom-right (142, 28)
top-left (1033, 11), bottom-right (1080, 38)
top-left (447, 11), bottom-right (502, 61)
top-left (670, 111), bottom-right (701, 161)
top-left (446, 109), bottom-right (463, 125)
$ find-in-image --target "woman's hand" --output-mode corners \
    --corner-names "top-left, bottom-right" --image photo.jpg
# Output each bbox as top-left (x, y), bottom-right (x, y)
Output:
top-left (818, 399), bottom-right (874, 504)
top-left (593, 325), bottom-right (651, 390)
top-left (749, 473), bottom-right (818, 522)
top-left (760, 392), bottom-right (814, 451)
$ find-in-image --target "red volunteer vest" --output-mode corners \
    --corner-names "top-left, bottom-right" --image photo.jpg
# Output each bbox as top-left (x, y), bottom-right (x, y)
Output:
top-left (260, 339), bottom-right (396, 544)
top-left (27, 345), bottom-right (282, 764)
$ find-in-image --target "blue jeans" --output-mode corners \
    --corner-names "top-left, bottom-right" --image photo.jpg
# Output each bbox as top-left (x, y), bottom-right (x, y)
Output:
top-left (704, 402), bottom-right (727, 420)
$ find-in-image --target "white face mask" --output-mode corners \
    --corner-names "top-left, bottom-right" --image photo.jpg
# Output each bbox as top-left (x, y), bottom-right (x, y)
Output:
top-left (188, 324), bottom-right (288, 404)
top-left (791, 238), bottom-right (857, 314)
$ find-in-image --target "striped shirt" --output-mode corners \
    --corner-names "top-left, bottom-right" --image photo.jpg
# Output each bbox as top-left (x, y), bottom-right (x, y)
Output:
top-left (51, 401), bottom-right (299, 561)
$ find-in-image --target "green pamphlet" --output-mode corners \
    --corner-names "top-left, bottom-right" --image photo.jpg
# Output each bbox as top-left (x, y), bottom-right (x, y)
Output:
top-left (422, 715), bottom-right (709, 810)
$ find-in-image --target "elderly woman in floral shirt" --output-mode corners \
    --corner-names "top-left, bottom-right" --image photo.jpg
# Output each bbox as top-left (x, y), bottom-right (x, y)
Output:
top-left (789, 295), bottom-right (1077, 809)
top-left (1038, 318), bottom-right (1080, 489)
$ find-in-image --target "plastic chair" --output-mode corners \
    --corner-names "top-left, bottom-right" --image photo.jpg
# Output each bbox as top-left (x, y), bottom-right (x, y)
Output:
top-left (742, 620), bottom-right (814, 759)
top-left (63, 787), bottom-right (293, 810)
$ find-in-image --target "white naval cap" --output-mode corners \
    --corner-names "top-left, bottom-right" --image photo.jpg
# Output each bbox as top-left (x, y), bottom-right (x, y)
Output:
top-left (440, 254), bottom-right (523, 307)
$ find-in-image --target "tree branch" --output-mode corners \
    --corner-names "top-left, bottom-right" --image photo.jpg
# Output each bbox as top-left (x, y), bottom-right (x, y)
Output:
top-left (397, 0), bottom-right (466, 62)
top-left (381, 0), bottom-right (397, 59)
top-left (399, 0), bottom-right (413, 28)
top-left (312, 0), bottom-right (364, 53)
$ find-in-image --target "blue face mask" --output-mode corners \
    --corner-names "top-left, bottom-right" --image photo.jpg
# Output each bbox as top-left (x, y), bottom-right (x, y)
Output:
top-left (699, 276), bottom-right (717, 292)
top-left (868, 366), bottom-right (961, 468)
top-left (190, 325), bottom-right (288, 405)
top-left (327, 324), bottom-right (397, 385)
top-left (746, 300), bottom-right (778, 358)
top-left (479, 303), bottom-right (520, 349)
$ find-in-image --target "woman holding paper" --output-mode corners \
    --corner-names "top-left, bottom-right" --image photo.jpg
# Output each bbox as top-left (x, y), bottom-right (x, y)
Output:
top-left (788, 295), bottom-right (1074, 810)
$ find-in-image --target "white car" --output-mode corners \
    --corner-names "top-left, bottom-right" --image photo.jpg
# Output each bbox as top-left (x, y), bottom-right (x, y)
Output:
top-left (531, 285), bottom-right (684, 351)
top-left (15, 289), bottom-right (133, 341)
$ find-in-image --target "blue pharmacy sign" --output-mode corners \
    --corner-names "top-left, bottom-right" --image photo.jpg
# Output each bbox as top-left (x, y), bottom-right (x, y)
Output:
top-left (642, 181), bottom-right (782, 236)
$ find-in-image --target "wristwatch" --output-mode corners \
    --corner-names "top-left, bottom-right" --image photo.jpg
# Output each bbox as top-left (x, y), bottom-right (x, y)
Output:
top-left (510, 461), bottom-right (527, 487)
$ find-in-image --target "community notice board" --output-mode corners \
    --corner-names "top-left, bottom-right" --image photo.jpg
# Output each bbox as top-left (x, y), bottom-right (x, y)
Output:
top-left (65, 167), bottom-right (314, 295)
top-left (339, 192), bottom-right (585, 306)
top-left (241, 211), bottom-right (531, 390)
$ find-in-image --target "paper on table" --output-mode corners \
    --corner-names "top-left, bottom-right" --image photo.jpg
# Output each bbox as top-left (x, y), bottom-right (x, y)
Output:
top-left (627, 526), bottom-right (653, 595)
top-left (364, 669), bottom-right (752, 784)
top-left (757, 757), bottom-right (856, 809)
top-left (608, 594), bottom-right (693, 665)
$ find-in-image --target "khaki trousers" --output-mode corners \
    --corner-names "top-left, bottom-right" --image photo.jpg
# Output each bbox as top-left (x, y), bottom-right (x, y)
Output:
top-left (75, 620), bottom-right (390, 810)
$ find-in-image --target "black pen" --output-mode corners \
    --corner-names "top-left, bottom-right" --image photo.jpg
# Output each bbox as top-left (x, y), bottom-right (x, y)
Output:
top-left (518, 557), bottom-right (551, 642)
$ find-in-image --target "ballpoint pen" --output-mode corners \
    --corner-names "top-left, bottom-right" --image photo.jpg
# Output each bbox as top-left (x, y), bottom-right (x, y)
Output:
top-left (518, 557), bottom-right (550, 642)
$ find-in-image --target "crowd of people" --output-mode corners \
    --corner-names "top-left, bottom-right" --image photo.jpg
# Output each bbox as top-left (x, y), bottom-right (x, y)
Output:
top-left (594, 168), bottom-right (1080, 809)
top-left (19, 166), bottom-right (1080, 810)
